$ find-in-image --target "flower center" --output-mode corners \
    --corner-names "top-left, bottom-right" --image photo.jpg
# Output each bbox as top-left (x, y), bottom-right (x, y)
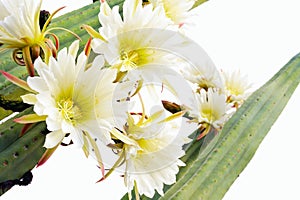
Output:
top-left (120, 50), bottom-right (139, 71)
top-left (57, 99), bottom-right (82, 124)
top-left (227, 85), bottom-right (244, 96)
top-left (201, 106), bottom-right (217, 122)
top-left (136, 137), bottom-right (164, 154)
top-left (198, 79), bottom-right (215, 91)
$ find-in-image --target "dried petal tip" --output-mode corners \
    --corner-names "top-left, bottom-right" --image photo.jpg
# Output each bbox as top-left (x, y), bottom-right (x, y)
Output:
top-left (162, 100), bottom-right (182, 114)
top-left (39, 10), bottom-right (51, 30)
top-left (96, 176), bottom-right (105, 183)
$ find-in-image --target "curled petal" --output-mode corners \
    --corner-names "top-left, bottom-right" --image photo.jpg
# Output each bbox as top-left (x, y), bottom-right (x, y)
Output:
top-left (12, 49), bottom-right (25, 66)
top-left (45, 39), bottom-right (57, 58)
top-left (39, 42), bottom-right (52, 64)
top-left (48, 33), bottom-right (60, 51)
top-left (41, 6), bottom-right (66, 33)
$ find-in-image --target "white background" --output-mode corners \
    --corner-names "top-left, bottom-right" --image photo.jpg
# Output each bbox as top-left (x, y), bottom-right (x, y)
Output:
top-left (2, 0), bottom-right (300, 199)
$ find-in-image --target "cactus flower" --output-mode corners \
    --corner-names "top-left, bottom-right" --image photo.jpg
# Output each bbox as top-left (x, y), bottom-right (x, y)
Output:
top-left (104, 94), bottom-right (190, 198)
top-left (21, 41), bottom-right (122, 149)
top-left (221, 69), bottom-right (252, 107)
top-left (0, 0), bottom-right (43, 49)
top-left (85, 0), bottom-right (187, 81)
top-left (189, 88), bottom-right (233, 139)
top-left (0, 0), bottom-right (67, 76)
top-left (148, 0), bottom-right (196, 26)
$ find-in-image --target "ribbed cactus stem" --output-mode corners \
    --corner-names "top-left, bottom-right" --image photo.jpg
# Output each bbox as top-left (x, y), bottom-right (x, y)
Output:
top-left (0, 108), bottom-right (47, 196)
top-left (121, 52), bottom-right (300, 200)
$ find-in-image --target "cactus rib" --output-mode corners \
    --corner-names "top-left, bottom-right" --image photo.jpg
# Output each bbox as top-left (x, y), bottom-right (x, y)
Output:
top-left (0, 108), bottom-right (34, 152)
top-left (120, 53), bottom-right (300, 200)
top-left (161, 52), bottom-right (300, 199)
top-left (0, 121), bottom-right (46, 183)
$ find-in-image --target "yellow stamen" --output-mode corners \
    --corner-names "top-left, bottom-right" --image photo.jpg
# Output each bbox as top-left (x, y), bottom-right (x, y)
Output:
top-left (57, 99), bottom-right (81, 124)
top-left (201, 106), bottom-right (217, 122)
top-left (120, 50), bottom-right (139, 71)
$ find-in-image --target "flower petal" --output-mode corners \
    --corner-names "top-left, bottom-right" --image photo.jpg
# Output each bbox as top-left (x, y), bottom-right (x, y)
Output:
top-left (14, 114), bottom-right (46, 124)
top-left (68, 40), bottom-right (80, 58)
top-left (1, 70), bottom-right (35, 92)
top-left (44, 130), bottom-right (65, 148)
top-left (37, 144), bottom-right (59, 167)
top-left (21, 94), bottom-right (37, 105)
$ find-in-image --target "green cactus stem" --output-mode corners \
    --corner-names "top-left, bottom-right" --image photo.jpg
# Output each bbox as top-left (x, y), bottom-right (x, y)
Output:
top-left (0, 122), bottom-right (46, 182)
top-left (0, 108), bottom-right (47, 196)
top-left (121, 52), bottom-right (300, 199)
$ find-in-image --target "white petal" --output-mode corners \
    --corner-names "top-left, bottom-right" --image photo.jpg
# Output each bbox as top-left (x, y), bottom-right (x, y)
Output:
top-left (45, 115), bottom-right (61, 131)
top-left (34, 57), bottom-right (48, 74)
top-left (21, 94), bottom-right (37, 105)
top-left (69, 127), bottom-right (84, 148)
top-left (0, 1), bottom-right (9, 20)
top-left (68, 40), bottom-right (80, 58)
top-left (26, 76), bottom-right (47, 93)
top-left (33, 101), bottom-right (46, 116)
top-left (80, 121), bottom-right (113, 145)
top-left (61, 120), bottom-right (74, 134)
top-left (123, 0), bottom-right (140, 22)
top-left (35, 92), bottom-right (55, 110)
top-left (44, 130), bottom-right (65, 148)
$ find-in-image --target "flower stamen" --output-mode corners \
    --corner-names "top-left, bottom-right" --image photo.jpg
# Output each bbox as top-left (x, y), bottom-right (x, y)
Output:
top-left (57, 99), bottom-right (81, 124)
top-left (120, 50), bottom-right (139, 71)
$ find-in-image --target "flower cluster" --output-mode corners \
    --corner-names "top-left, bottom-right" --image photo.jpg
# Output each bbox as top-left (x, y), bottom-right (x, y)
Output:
top-left (1, 0), bottom-right (251, 199)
